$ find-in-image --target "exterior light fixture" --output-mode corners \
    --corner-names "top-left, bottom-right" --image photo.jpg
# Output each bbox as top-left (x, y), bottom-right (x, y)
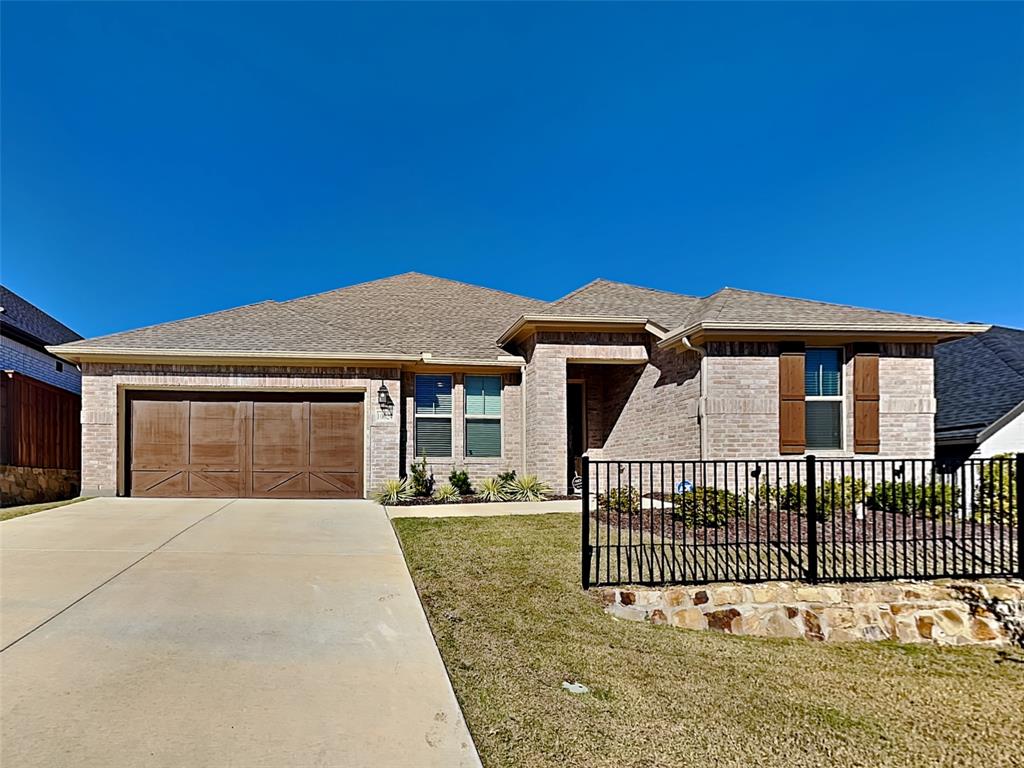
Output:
top-left (377, 383), bottom-right (390, 409)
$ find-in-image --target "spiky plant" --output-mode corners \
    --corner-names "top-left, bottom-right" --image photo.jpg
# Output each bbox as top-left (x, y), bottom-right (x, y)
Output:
top-left (507, 474), bottom-right (552, 502)
top-left (479, 476), bottom-right (509, 502)
top-left (373, 478), bottom-right (413, 505)
top-left (432, 483), bottom-right (461, 503)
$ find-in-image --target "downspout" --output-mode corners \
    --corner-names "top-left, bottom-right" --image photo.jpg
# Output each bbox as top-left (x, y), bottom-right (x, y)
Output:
top-left (678, 337), bottom-right (708, 461)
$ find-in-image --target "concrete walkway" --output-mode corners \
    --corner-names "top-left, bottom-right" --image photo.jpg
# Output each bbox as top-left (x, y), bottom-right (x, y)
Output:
top-left (0, 497), bottom-right (480, 768)
top-left (387, 497), bottom-right (581, 518)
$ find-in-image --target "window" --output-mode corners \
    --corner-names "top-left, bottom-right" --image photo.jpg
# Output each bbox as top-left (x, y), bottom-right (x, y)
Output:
top-left (55, 361), bottom-right (63, 372)
top-left (465, 375), bottom-right (501, 457)
top-left (414, 375), bottom-right (452, 457)
top-left (805, 348), bottom-right (843, 450)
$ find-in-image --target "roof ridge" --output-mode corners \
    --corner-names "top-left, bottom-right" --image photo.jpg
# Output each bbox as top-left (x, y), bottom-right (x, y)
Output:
top-left (713, 285), bottom-right (963, 324)
top-left (977, 328), bottom-right (1024, 379)
top-left (552, 277), bottom-right (700, 306)
top-left (282, 271), bottom-right (544, 306)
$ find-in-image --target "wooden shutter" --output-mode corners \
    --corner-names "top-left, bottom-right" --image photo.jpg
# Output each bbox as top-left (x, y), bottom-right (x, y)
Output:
top-left (853, 352), bottom-right (880, 454)
top-left (779, 350), bottom-right (806, 454)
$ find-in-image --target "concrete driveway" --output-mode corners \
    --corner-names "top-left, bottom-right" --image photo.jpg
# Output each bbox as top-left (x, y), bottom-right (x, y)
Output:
top-left (0, 498), bottom-right (480, 768)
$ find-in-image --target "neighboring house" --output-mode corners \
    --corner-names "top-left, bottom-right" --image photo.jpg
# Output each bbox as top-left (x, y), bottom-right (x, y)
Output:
top-left (49, 273), bottom-right (984, 500)
top-left (934, 325), bottom-right (1024, 463)
top-left (1, 285), bottom-right (84, 505)
top-left (1, 284), bottom-right (83, 393)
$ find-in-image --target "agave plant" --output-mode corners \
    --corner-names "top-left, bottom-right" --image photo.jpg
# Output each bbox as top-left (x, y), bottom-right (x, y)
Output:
top-left (479, 476), bottom-right (509, 502)
top-left (507, 474), bottom-right (552, 502)
top-left (432, 483), bottom-right (461, 503)
top-left (373, 478), bottom-right (413, 505)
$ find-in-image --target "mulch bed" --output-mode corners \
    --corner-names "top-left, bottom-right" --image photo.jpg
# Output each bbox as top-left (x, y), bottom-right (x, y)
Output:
top-left (387, 493), bottom-right (577, 507)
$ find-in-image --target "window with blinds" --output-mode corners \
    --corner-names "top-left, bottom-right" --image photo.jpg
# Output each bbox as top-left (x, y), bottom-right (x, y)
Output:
top-left (805, 348), bottom-right (843, 450)
top-left (465, 375), bottom-right (501, 457)
top-left (415, 375), bottom-right (452, 457)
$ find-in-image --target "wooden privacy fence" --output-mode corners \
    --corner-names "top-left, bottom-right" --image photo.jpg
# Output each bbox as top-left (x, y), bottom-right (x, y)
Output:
top-left (0, 371), bottom-right (81, 469)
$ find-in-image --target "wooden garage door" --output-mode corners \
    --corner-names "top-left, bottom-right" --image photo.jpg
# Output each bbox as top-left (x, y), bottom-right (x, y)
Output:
top-left (128, 393), bottom-right (364, 498)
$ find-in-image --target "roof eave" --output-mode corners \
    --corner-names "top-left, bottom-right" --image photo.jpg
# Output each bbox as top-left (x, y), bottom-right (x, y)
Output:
top-left (496, 315), bottom-right (668, 345)
top-left (658, 321), bottom-right (990, 349)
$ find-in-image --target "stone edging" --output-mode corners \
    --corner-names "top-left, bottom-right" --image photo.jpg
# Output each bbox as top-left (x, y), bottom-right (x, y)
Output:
top-left (597, 579), bottom-right (1024, 646)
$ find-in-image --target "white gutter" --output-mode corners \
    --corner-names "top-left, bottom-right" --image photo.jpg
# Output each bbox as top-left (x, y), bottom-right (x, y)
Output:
top-left (678, 336), bottom-right (708, 461)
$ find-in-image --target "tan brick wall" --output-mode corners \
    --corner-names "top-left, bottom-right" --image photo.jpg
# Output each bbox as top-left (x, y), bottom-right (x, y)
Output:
top-left (79, 362), bottom-right (401, 497)
top-left (704, 342), bottom-right (935, 459)
top-left (400, 370), bottom-right (523, 489)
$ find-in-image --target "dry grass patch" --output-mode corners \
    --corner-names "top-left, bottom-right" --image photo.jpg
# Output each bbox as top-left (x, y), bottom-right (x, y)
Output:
top-left (394, 513), bottom-right (1023, 768)
top-left (0, 496), bottom-right (90, 521)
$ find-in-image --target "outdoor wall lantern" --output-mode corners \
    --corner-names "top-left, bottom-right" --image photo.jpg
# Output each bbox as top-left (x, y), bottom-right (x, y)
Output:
top-left (377, 383), bottom-right (391, 410)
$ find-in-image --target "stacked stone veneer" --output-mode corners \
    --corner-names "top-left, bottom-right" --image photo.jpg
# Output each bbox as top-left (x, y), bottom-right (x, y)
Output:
top-left (0, 466), bottom-right (80, 506)
top-left (79, 362), bottom-right (402, 497)
top-left (599, 580), bottom-right (1024, 646)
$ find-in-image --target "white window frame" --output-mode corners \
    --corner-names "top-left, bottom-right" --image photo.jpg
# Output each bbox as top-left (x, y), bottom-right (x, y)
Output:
top-left (805, 347), bottom-right (845, 451)
top-left (464, 374), bottom-right (502, 459)
top-left (414, 374), bottom-right (453, 458)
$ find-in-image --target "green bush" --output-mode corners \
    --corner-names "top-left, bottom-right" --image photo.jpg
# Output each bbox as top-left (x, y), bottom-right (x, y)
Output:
top-left (409, 457), bottom-right (434, 497)
top-left (506, 474), bottom-right (552, 502)
top-left (671, 488), bottom-right (743, 527)
top-left (496, 469), bottom-right (518, 486)
top-left (599, 487), bottom-right (640, 514)
top-left (479, 477), bottom-right (509, 502)
top-left (432, 483), bottom-right (461, 503)
top-left (448, 467), bottom-right (472, 496)
top-left (974, 453), bottom-right (1016, 523)
top-left (373, 478), bottom-right (413, 505)
top-left (758, 477), bottom-right (865, 521)
top-left (867, 480), bottom-right (961, 518)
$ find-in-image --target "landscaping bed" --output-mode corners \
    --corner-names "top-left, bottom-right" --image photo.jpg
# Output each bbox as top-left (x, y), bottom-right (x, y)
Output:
top-left (395, 512), bottom-right (1024, 768)
top-left (387, 493), bottom-right (575, 507)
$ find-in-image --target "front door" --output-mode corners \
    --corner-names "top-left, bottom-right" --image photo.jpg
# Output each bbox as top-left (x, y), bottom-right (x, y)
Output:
top-left (566, 382), bottom-right (585, 494)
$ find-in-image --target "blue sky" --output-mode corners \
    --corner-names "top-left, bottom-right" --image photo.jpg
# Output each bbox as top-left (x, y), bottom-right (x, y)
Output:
top-left (2, 2), bottom-right (1022, 338)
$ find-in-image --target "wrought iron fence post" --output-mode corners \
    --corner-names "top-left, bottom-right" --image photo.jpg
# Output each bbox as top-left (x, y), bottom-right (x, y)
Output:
top-left (581, 456), bottom-right (591, 590)
top-left (1016, 453), bottom-right (1024, 581)
top-left (805, 454), bottom-right (819, 583)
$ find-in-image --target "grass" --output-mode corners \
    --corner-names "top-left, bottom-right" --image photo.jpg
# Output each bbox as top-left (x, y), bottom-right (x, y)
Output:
top-left (0, 496), bottom-right (90, 521)
top-left (394, 512), bottom-right (1024, 768)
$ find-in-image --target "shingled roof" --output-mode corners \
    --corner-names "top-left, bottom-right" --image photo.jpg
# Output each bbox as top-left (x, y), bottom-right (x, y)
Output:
top-left (935, 325), bottom-right (1024, 445)
top-left (0, 284), bottom-right (82, 348)
top-left (51, 273), bottom-right (985, 364)
top-left (52, 273), bottom-right (544, 363)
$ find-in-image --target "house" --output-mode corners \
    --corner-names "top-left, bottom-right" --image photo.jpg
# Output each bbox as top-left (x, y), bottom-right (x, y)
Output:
top-left (1, 285), bottom-right (84, 505)
top-left (48, 273), bottom-right (984, 500)
top-left (934, 325), bottom-right (1024, 463)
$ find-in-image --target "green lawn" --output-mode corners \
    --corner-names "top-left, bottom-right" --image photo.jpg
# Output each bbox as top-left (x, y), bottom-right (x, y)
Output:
top-left (394, 512), bottom-right (1024, 768)
top-left (0, 496), bottom-right (90, 521)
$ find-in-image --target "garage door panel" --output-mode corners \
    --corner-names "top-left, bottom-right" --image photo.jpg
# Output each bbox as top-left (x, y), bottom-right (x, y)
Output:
top-left (188, 402), bottom-right (245, 467)
top-left (132, 470), bottom-right (188, 496)
top-left (129, 394), bottom-right (363, 499)
top-left (131, 401), bottom-right (188, 468)
top-left (252, 403), bottom-right (307, 469)
top-left (309, 403), bottom-right (362, 471)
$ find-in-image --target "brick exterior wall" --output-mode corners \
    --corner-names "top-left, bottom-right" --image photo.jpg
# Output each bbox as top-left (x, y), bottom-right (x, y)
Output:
top-left (79, 362), bottom-right (401, 497)
top-left (400, 370), bottom-right (523, 488)
top-left (1, 336), bottom-right (81, 393)
top-left (703, 341), bottom-right (935, 460)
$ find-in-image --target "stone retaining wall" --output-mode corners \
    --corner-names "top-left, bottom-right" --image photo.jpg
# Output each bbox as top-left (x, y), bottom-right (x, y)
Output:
top-left (0, 465), bottom-right (81, 507)
top-left (598, 580), bottom-right (1024, 647)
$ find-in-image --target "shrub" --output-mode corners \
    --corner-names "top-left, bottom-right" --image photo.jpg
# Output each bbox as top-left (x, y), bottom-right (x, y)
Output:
top-left (507, 474), bottom-right (552, 502)
top-left (867, 480), bottom-right (961, 518)
top-left (409, 457), bottom-right (434, 497)
top-left (496, 469), bottom-right (517, 486)
top-left (448, 468), bottom-right (473, 496)
top-left (974, 453), bottom-right (1016, 523)
top-left (599, 487), bottom-right (640, 514)
top-left (373, 478), bottom-right (413, 505)
top-left (479, 477), bottom-right (509, 502)
top-left (671, 488), bottom-right (743, 527)
top-left (432, 483), bottom-right (461, 503)
top-left (758, 477), bottom-right (865, 520)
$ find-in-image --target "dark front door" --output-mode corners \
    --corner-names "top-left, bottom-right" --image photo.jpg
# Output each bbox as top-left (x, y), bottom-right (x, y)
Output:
top-left (566, 382), bottom-right (585, 493)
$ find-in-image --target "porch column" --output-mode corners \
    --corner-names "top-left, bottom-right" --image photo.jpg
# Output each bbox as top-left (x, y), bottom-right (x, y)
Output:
top-left (524, 346), bottom-right (568, 492)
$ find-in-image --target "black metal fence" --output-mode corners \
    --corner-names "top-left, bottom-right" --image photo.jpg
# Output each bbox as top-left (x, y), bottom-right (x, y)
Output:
top-left (581, 454), bottom-right (1023, 588)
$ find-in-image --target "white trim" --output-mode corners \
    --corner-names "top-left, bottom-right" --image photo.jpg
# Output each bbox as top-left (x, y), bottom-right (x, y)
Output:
top-left (660, 321), bottom-right (988, 347)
